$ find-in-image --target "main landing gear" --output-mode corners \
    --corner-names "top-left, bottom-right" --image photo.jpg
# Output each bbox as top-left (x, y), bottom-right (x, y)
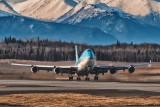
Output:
top-left (68, 75), bottom-right (82, 81)
top-left (85, 76), bottom-right (90, 81)
top-left (68, 75), bottom-right (73, 81)
top-left (94, 75), bottom-right (99, 81)
top-left (68, 75), bottom-right (99, 81)
top-left (77, 76), bottom-right (81, 81)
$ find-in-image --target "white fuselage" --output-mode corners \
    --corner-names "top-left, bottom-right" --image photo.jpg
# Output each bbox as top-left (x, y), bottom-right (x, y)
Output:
top-left (77, 58), bottom-right (94, 73)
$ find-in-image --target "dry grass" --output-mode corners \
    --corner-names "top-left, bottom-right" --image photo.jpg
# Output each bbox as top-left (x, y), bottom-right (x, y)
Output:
top-left (0, 93), bottom-right (160, 107)
top-left (0, 60), bottom-right (160, 106)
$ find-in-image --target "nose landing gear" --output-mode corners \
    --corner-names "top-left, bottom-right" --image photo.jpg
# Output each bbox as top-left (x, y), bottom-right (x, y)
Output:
top-left (77, 76), bottom-right (81, 81)
top-left (94, 75), bottom-right (99, 81)
top-left (85, 77), bottom-right (90, 81)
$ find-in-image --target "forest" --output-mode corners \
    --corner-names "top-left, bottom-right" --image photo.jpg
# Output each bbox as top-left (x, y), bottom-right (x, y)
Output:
top-left (0, 36), bottom-right (160, 62)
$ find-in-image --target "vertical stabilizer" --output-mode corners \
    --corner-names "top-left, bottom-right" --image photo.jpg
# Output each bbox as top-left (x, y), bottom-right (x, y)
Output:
top-left (75, 45), bottom-right (79, 64)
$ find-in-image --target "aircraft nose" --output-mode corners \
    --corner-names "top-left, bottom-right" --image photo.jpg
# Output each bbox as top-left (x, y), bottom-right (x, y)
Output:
top-left (87, 49), bottom-right (94, 59)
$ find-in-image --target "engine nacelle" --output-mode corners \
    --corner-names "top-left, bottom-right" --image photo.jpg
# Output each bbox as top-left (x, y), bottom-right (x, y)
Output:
top-left (54, 68), bottom-right (61, 74)
top-left (128, 65), bottom-right (135, 73)
top-left (110, 67), bottom-right (117, 74)
top-left (31, 66), bottom-right (38, 73)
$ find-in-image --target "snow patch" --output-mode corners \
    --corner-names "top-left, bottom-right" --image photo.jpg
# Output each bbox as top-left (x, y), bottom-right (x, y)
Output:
top-left (29, 24), bottom-right (34, 29)
top-left (21, 18), bottom-right (24, 22)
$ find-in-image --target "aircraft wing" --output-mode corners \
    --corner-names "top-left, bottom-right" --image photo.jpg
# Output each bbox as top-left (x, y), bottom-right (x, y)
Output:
top-left (92, 61), bottom-right (151, 74)
top-left (11, 62), bottom-right (78, 74)
top-left (115, 60), bottom-right (152, 69)
top-left (11, 63), bottom-right (56, 71)
top-left (11, 63), bottom-right (34, 67)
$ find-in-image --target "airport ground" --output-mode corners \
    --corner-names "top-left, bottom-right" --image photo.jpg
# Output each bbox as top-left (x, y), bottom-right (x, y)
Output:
top-left (0, 59), bottom-right (160, 107)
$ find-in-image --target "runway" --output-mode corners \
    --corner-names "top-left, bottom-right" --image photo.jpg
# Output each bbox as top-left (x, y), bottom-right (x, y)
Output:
top-left (0, 80), bottom-right (160, 96)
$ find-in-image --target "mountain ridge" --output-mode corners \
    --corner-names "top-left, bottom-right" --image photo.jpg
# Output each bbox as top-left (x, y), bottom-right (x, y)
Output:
top-left (57, 3), bottom-right (160, 43)
top-left (0, 0), bottom-right (160, 45)
top-left (12, 0), bottom-right (78, 20)
top-left (0, 0), bottom-right (18, 14)
top-left (6, 0), bottom-right (160, 20)
top-left (0, 10), bottom-right (117, 45)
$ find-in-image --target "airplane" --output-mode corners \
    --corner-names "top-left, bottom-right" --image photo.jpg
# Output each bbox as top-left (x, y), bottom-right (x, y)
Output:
top-left (11, 45), bottom-right (151, 81)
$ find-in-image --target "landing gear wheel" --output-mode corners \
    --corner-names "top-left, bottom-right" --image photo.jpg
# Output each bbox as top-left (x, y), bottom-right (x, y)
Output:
top-left (77, 77), bottom-right (81, 81)
top-left (85, 77), bottom-right (90, 81)
top-left (94, 76), bottom-right (99, 81)
top-left (69, 76), bottom-right (73, 81)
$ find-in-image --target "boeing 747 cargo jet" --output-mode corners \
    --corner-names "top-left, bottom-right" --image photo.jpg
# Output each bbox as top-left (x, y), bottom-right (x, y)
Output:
top-left (11, 46), bottom-right (151, 81)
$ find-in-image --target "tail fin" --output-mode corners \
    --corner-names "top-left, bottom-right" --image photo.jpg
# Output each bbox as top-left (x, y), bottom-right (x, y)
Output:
top-left (75, 45), bottom-right (79, 64)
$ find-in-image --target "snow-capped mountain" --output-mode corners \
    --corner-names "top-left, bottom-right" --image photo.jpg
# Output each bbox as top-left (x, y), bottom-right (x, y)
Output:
top-left (136, 12), bottom-right (160, 28)
top-left (0, 0), bottom-right (160, 44)
top-left (0, 11), bottom-right (117, 45)
top-left (0, 0), bottom-right (18, 14)
top-left (6, 0), bottom-right (160, 20)
top-left (0, 10), bottom-right (12, 16)
top-left (12, 0), bottom-right (78, 20)
top-left (57, 3), bottom-right (160, 43)
top-left (83, 0), bottom-right (160, 16)
top-left (6, 0), bottom-right (27, 3)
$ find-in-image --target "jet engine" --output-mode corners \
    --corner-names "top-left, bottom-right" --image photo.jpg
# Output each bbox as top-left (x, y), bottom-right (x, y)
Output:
top-left (54, 68), bottom-right (61, 74)
top-left (128, 65), bottom-right (135, 73)
top-left (110, 67), bottom-right (117, 74)
top-left (31, 66), bottom-right (38, 73)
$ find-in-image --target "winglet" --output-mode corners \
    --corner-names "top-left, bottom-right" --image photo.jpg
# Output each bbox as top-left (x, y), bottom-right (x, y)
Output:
top-left (75, 45), bottom-right (79, 64)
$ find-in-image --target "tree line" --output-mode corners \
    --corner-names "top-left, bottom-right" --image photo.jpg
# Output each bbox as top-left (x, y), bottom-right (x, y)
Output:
top-left (1, 36), bottom-right (160, 62)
